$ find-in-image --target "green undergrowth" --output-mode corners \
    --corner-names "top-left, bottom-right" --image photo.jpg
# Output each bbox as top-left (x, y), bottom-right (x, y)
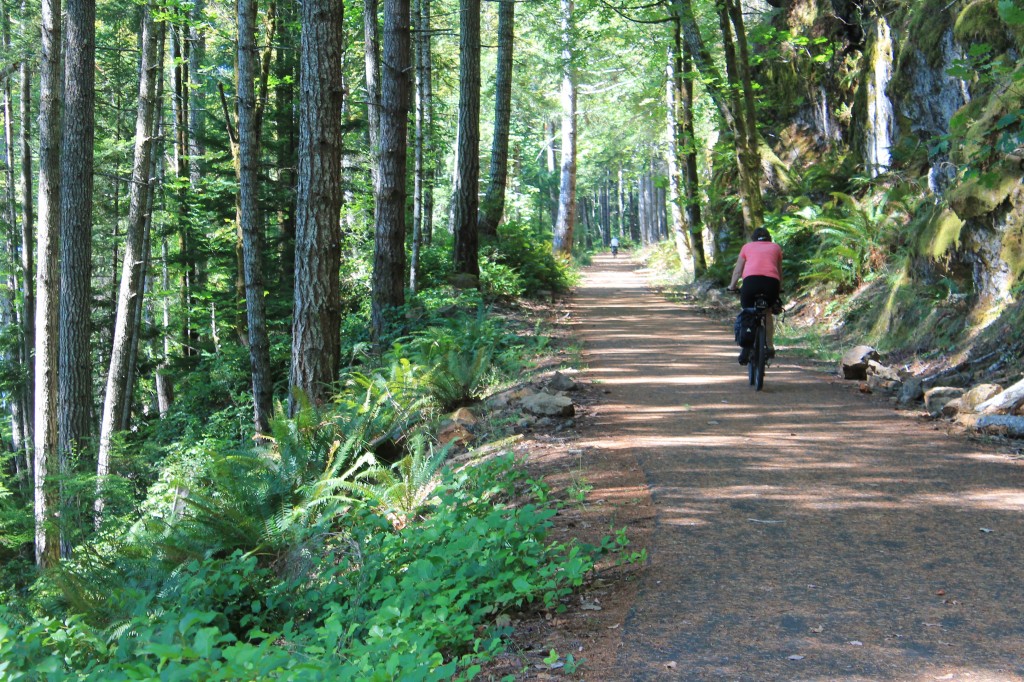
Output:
top-left (0, 452), bottom-right (638, 680)
top-left (0, 271), bottom-right (638, 680)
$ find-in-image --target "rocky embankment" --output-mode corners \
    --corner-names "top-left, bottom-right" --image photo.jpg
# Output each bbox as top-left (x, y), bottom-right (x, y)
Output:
top-left (841, 345), bottom-right (1024, 438)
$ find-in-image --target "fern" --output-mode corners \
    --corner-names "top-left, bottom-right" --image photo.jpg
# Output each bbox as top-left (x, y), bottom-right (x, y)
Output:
top-left (345, 435), bottom-right (451, 528)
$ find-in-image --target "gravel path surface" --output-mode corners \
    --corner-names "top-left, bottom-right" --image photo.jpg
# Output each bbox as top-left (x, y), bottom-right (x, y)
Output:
top-left (573, 256), bottom-right (1024, 681)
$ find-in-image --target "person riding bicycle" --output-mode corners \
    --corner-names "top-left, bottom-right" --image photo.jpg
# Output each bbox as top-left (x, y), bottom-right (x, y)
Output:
top-left (727, 227), bottom-right (782, 365)
top-left (610, 236), bottom-right (619, 257)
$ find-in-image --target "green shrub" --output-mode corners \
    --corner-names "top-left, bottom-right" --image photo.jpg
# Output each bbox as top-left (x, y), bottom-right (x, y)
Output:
top-left (484, 221), bottom-right (575, 295)
top-left (0, 455), bottom-right (634, 680)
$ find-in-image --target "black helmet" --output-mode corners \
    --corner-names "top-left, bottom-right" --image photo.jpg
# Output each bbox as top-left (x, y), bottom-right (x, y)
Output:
top-left (752, 227), bottom-right (772, 242)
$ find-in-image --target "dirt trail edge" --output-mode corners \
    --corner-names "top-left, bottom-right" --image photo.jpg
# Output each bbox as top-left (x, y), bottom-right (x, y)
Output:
top-left (570, 255), bottom-right (1024, 681)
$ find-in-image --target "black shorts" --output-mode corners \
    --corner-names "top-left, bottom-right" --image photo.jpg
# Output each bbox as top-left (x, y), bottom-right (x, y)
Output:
top-left (740, 275), bottom-right (780, 309)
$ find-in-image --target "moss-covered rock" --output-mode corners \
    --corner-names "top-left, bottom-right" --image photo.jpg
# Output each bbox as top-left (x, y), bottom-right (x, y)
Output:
top-left (954, 0), bottom-right (1015, 54)
top-left (947, 167), bottom-right (1021, 220)
top-left (917, 205), bottom-right (965, 258)
top-left (998, 184), bottom-right (1024, 281)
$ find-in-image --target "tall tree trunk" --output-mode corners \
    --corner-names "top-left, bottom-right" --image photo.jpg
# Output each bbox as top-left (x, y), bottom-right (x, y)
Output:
top-left (420, 0), bottom-right (434, 246)
top-left (545, 119), bottom-right (558, 229)
top-left (188, 0), bottom-right (205, 190)
top-left (289, 0), bottom-right (344, 411)
top-left (34, 0), bottom-right (62, 567)
top-left (726, 0), bottom-right (763, 231)
top-left (18, 0), bottom-right (33, 460)
top-left (451, 0), bottom-right (481, 277)
top-left (155, 235), bottom-right (174, 416)
top-left (617, 165), bottom-right (624, 239)
top-left (478, 0), bottom-right (515, 238)
top-left (409, 0), bottom-right (424, 294)
top-left (274, 1), bottom-right (297, 295)
top-left (96, 7), bottom-right (161, 523)
top-left (364, 0), bottom-right (381, 184)
top-left (238, 0), bottom-right (273, 433)
top-left (552, 0), bottom-right (576, 258)
top-left (171, 23), bottom-right (198, 361)
top-left (370, 0), bottom-right (412, 337)
top-left (666, 35), bottom-right (690, 270)
top-left (58, 0), bottom-right (97, 461)
top-left (680, 46), bottom-right (706, 274)
top-left (1, 3), bottom-right (24, 463)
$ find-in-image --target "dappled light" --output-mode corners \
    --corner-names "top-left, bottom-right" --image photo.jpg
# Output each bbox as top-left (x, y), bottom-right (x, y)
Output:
top-left (577, 256), bottom-right (1024, 681)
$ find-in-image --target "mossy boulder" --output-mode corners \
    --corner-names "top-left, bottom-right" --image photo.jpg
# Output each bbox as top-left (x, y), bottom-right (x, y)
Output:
top-left (917, 206), bottom-right (965, 259)
top-left (947, 168), bottom-right (1021, 220)
top-left (954, 0), bottom-right (1015, 54)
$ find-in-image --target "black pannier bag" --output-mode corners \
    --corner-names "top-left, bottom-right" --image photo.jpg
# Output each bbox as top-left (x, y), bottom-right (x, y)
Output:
top-left (734, 308), bottom-right (757, 348)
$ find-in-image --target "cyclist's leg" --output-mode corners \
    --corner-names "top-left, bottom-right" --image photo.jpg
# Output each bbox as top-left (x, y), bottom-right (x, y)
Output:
top-left (766, 312), bottom-right (775, 356)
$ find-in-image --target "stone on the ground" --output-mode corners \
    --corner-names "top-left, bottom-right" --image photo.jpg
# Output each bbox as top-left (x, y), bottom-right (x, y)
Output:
top-left (437, 422), bottom-right (472, 447)
top-left (841, 345), bottom-right (880, 380)
top-left (485, 386), bottom-right (536, 409)
top-left (924, 386), bottom-right (965, 417)
top-left (867, 360), bottom-right (901, 382)
top-left (549, 371), bottom-right (579, 392)
top-left (521, 392), bottom-right (575, 418)
top-left (897, 377), bottom-right (924, 405)
top-left (976, 414), bottom-right (1024, 438)
top-left (975, 377), bottom-right (1024, 414)
top-left (867, 373), bottom-right (900, 394)
top-left (450, 407), bottom-right (477, 426)
top-left (961, 384), bottom-right (1003, 412)
top-left (941, 397), bottom-right (963, 418)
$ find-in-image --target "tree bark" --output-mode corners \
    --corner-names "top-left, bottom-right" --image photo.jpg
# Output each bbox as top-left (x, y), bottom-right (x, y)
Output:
top-left (0, 4), bottom-right (23, 462)
top-left (478, 0), bottom-right (515, 238)
top-left (34, 0), bottom-right (62, 567)
top-left (451, 0), bottom-right (481, 277)
top-left (188, 0), bottom-right (205, 190)
top-left (289, 0), bottom-right (344, 411)
top-left (18, 0), bottom-right (33, 459)
top-left (552, 0), bottom-right (577, 258)
top-left (96, 7), bottom-right (161, 522)
top-left (409, 0), bottom-right (424, 294)
top-left (238, 0), bottom-right (274, 433)
top-left (726, 0), bottom-right (763, 231)
top-left (274, 0), bottom-right (298, 295)
top-left (364, 0), bottom-right (381, 184)
top-left (371, 0), bottom-right (412, 337)
top-left (680, 45), bottom-right (706, 273)
top-left (58, 0), bottom-right (97, 461)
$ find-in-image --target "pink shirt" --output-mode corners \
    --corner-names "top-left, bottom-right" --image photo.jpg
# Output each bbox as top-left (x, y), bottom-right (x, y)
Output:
top-left (740, 241), bottom-right (783, 280)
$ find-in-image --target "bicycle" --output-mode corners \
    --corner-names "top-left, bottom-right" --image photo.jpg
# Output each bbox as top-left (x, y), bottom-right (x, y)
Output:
top-left (745, 293), bottom-right (772, 391)
top-left (730, 289), bottom-right (780, 392)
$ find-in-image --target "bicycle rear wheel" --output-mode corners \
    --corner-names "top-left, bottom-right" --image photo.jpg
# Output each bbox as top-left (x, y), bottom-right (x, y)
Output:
top-left (753, 324), bottom-right (767, 391)
top-left (747, 339), bottom-right (758, 386)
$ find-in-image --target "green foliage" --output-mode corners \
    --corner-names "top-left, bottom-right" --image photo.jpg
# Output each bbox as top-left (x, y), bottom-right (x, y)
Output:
top-left (345, 434), bottom-right (450, 527)
top-left (484, 221), bottom-right (575, 295)
top-left (0, 454), bottom-right (633, 680)
top-left (772, 190), bottom-right (908, 291)
top-left (404, 306), bottom-right (524, 411)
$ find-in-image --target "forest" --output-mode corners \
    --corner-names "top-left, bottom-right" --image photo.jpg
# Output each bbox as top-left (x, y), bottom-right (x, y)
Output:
top-left (1, 0), bottom-right (1023, 675)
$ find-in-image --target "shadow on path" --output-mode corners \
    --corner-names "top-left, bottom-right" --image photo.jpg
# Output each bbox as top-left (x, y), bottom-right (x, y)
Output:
top-left (574, 255), bottom-right (1024, 681)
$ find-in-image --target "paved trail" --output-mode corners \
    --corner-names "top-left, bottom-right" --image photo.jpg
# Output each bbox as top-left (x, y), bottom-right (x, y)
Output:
top-left (573, 255), bottom-right (1024, 681)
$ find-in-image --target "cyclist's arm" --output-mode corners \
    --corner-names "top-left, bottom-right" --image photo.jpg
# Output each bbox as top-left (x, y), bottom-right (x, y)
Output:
top-left (728, 254), bottom-right (746, 290)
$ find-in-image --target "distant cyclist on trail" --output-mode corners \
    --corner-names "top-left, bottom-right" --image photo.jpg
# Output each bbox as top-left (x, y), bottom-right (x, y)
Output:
top-left (610, 236), bottom-right (619, 257)
top-left (727, 227), bottom-right (782, 364)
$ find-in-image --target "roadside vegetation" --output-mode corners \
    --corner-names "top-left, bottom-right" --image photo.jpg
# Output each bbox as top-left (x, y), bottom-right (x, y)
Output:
top-left (0, 233), bottom-right (643, 680)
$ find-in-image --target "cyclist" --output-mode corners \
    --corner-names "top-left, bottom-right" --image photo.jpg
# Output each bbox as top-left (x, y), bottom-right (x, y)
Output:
top-left (727, 226), bottom-right (782, 365)
top-left (610, 236), bottom-right (619, 257)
